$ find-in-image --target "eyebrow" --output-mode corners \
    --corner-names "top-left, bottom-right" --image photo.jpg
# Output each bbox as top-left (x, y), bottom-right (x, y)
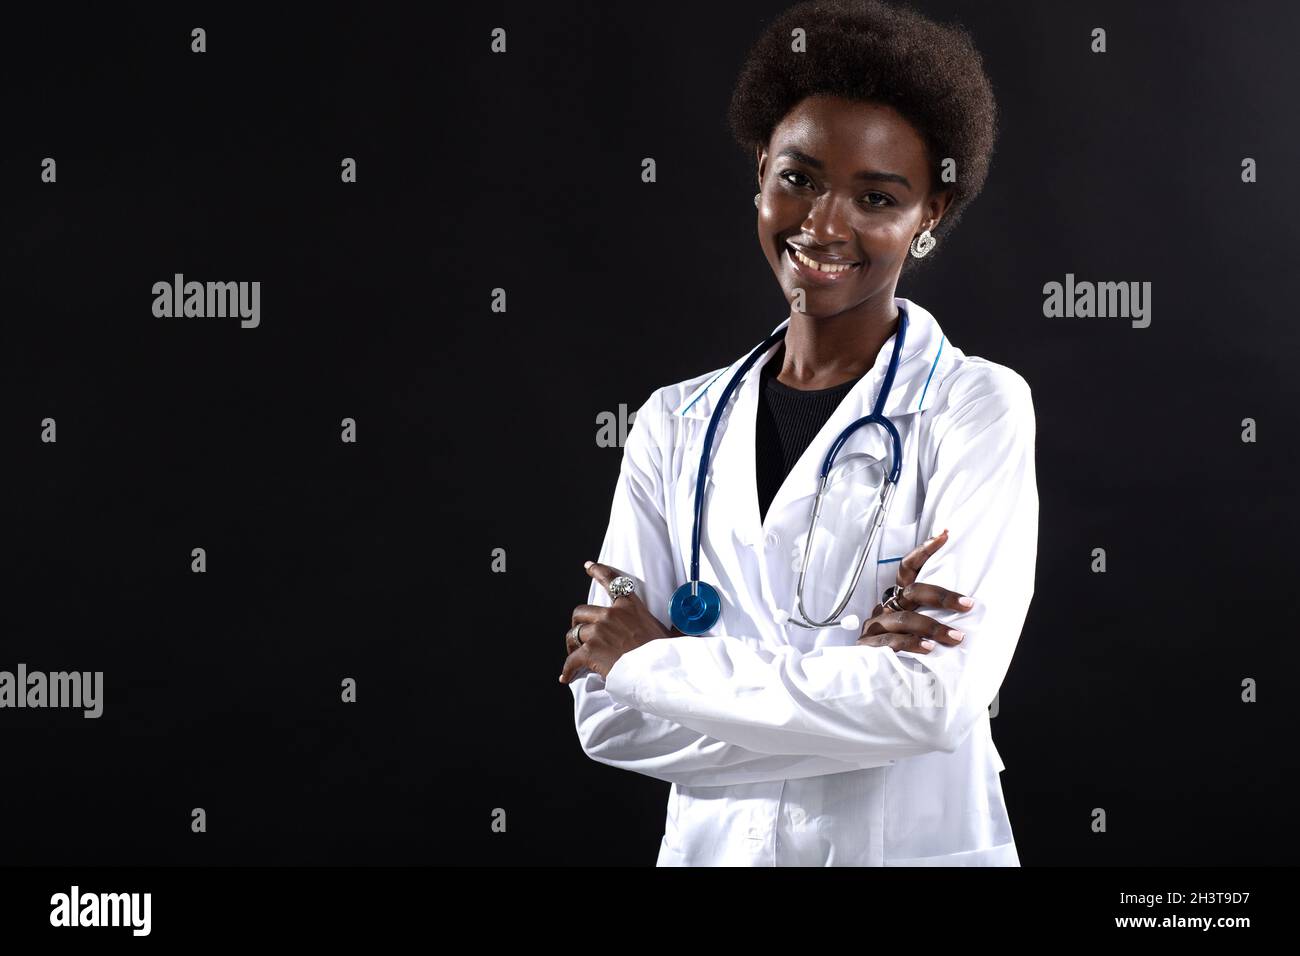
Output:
top-left (776, 148), bottom-right (913, 190)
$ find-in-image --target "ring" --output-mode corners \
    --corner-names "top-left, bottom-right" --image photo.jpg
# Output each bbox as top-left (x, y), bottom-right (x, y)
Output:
top-left (573, 623), bottom-right (585, 645)
top-left (881, 585), bottom-right (907, 613)
top-left (608, 576), bottom-right (637, 600)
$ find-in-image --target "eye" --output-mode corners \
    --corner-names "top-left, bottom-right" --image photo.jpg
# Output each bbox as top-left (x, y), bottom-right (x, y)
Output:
top-left (778, 171), bottom-right (894, 208)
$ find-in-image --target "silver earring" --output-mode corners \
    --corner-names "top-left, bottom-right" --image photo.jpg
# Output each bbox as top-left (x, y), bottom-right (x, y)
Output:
top-left (754, 192), bottom-right (760, 207)
top-left (909, 228), bottom-right (936, 258)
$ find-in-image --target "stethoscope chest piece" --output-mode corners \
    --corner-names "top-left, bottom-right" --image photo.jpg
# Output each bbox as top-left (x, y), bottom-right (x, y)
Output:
top-left (670, 580), bottom-right (721, 635)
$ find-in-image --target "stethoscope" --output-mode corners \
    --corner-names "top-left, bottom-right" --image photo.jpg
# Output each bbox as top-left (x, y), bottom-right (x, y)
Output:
top-left (669, 305), bottom-right (909, 636)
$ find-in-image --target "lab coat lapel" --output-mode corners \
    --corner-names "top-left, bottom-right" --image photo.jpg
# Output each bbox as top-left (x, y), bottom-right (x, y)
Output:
top-left (761, 298), bottom-right (948, 528)
top-left (701, 330), bottom-right (785, 549)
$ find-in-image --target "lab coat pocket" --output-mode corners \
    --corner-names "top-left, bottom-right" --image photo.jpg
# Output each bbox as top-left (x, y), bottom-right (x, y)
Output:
top-left (791, 474), bottom-right (889, 627)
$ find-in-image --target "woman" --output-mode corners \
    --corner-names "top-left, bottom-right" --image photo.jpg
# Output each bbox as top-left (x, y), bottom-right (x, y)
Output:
top-left (561, 0), bottom-right (1037, 866)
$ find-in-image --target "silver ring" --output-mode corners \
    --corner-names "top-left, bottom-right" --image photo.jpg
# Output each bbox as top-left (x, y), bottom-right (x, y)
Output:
top-left (573, 623), bottom-right (585, 645)
top-left (881, 585), bottom-right (907, 613)
top-left (608, 576), bottom-right (637, 600)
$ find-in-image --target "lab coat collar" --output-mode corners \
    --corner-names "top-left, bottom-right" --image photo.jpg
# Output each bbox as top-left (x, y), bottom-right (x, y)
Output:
top-left (672, 297), bottom-right (947, 422)
top-left (671, 296), bottom-right (951, 533)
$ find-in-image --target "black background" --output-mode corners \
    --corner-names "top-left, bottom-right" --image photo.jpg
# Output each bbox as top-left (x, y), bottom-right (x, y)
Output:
top-left (2, 1), bottom-right (1296, 866)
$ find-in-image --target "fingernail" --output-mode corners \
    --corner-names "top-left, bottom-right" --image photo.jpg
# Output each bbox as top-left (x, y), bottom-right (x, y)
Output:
top-left (584, 560), bottom-right (593, 570)
top-left (558, 675), bottom-right (565, 682)
top-left (957, 596), bottom-right (974, 608)
top-left (948, 629), bottom-right (964, 641)
top-left (920, 640), bottom-right (935, 649)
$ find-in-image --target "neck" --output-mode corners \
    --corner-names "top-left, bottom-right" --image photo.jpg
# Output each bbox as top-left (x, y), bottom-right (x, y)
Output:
top-left (775, 293), bottom-right (901, 390)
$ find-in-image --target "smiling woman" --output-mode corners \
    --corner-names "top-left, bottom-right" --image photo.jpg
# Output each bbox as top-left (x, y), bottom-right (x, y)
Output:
top-left (565, 0), bottom-right (1037, 869)
top-left (729, 0), bottom-right (998, 281)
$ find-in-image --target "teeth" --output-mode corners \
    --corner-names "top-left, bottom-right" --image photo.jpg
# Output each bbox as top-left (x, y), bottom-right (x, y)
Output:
top-left (791, 247), bottom-right (856, 273)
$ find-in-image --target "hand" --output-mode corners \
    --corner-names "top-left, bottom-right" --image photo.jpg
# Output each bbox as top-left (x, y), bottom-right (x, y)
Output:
top-left (856, 528), bottom-right (976, 655)
top-left (559, 561), bottom-right (685, 684)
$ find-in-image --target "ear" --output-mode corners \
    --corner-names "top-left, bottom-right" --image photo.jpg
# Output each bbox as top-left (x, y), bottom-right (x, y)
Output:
top-left (925, 189), bottom-right (955, 232)
top-left (755, 144), bottom-right (767, 191)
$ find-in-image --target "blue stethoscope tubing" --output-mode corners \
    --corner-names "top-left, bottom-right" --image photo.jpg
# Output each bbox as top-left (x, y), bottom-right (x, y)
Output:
top-left (669, 305), bottom-right (909, 636)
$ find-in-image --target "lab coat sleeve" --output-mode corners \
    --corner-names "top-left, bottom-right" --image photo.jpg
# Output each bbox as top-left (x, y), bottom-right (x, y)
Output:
top-left (601, 363), bottom-right (1038, 762)
top-left (569, 387), bottom-right (894, 787)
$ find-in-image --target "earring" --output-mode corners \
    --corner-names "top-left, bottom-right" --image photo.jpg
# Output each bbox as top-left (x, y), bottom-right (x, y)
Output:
top-left (909, 228), bottom-right (936, 258)
top-left (754, 192), bottom-right (760, 207)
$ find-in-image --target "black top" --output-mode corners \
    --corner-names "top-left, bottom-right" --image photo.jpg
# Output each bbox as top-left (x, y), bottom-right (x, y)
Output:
top-left (754, 354), bottom-right (867, 524)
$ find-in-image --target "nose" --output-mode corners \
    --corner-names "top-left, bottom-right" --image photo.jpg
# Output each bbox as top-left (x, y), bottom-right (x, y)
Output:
top-left (801, 191), bottom-right (854, 246)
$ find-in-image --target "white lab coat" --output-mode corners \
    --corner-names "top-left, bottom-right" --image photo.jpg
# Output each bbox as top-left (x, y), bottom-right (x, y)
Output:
top-left (569, 296), bottom-right (1038, 866)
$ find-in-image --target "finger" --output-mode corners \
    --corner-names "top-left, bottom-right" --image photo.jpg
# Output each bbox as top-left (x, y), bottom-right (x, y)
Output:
top-left (896, 632), bottom-right (944, 654)
top-left (857, 630), bottom-right (944, 655)
top-left (559, 645), bottom-right (591, 684)
top-left (861, 609), bottom-right (965, 646)
top-left (584, 560), bottom-right (627, 589)
top-left (584, 561), bottom-right (641, 604)
top-left (893, 582), bottom-right (975, 614)
top-left (565, 623), bottom-right (590, 655)
top-left (895, 528), bottom-right (949, 588)
top-left (902, 609), bottom-right (965, 645)
top-left (570, 605), bottom-right (609, 626)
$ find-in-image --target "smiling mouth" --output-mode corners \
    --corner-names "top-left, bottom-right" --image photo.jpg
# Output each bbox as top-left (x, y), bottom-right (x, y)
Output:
top-left (785, 243), bottom-right (862, 282)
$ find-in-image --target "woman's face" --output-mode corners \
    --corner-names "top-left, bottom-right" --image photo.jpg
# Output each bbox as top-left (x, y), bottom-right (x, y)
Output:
top-left (756, 95), bottom-right (952, 317)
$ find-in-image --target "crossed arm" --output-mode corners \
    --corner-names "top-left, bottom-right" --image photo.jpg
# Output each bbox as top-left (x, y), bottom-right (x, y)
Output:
top-left (567, 367), bottom-right (1038, 787)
